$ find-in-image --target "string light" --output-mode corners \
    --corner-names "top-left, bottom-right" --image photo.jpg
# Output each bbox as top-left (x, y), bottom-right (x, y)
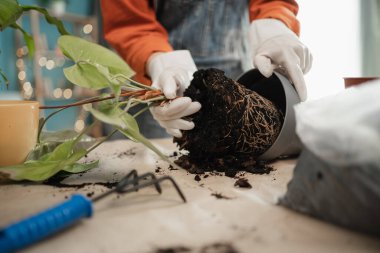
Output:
top-left (46, 60), bottom-right (55, 70)
top-left (22, 46), bottom-right (28, 55)
top-left (16, 59), bottom-right (24, 68)
top-left (38, 57), bottom-right (47, 67)
top-left (23, 82), bottom-right (32, 91)
top-left (24, 87), bottom-right (33, 99)
top-left (74, 119), bottom-right (85, 132)
top-left (63, 88), bottom-right (72, 99)
top-left (83, 24), bottom-right (93, 34)
top-left (53, 88), bottom-right (63, 98)
top-left (18, 71), bottom-right (26, 81)
top-left (16, 48), bottom-right (24, 57)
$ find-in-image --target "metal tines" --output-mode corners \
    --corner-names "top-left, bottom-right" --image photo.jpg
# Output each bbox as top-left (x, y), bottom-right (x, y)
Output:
top-left (92, 169), bottom-right (186, 203)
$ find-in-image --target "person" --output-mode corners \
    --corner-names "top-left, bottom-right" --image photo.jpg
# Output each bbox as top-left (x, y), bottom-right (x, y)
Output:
top-left (100, 0), bottom-right (312, 138)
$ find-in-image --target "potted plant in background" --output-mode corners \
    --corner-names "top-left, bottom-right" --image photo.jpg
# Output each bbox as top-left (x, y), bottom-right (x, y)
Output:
top-left (0, 0), bottom-right (68, 168)
top-left (0, 0), bottom-right (171, 181)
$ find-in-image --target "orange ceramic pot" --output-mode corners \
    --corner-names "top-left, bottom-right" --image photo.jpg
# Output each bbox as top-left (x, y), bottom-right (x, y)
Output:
top-left (343, 77), bottom-right (380, 88)
top-left (0, 100), bottom-right (39, 166)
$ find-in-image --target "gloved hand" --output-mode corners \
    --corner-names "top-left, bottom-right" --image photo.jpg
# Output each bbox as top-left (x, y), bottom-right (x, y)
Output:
top-left (250, 19), bottom-right (313, 101)
top-left (147, 50), bottom-right (201, 138)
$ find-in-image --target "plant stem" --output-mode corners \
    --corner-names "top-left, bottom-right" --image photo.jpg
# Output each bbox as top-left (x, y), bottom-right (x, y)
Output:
top-left (133, 107), bottom-right (149, 118)
top-left (86, 129), bottom-right (118, 154)
top-left (38, 90), bottom-right (157, 110)
top-left (37, 107), bottom-right (67, 143)
top-left (113, 74), bottom-right (156, 91)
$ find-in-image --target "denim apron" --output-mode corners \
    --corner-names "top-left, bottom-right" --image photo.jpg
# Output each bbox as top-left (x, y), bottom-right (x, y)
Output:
top-left (155, 0), bottom-right (253, 79)
top-left (110, 0), bottom-right (253, 139)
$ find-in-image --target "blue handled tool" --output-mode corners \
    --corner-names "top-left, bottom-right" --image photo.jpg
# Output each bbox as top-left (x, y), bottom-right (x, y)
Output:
top-left (0, 170), bottom-right (186, 253)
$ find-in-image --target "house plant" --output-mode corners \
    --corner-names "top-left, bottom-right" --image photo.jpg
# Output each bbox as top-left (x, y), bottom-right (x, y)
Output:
top-left (0, 0), bottom-right (289, 182)
top-left (0, 0), bottom-right (170, 181)
top-left (0, 0), bottom-right (69, 169)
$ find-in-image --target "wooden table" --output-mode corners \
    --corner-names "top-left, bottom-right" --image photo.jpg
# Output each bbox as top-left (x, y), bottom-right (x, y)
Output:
top-left (1, 139), bottom-right (379, 253)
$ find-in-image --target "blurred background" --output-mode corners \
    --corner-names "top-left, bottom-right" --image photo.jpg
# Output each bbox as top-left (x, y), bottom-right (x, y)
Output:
top-left (0, 0), bottom-right (379, 135)
top-left (0, 0), bottom-right (103, 135)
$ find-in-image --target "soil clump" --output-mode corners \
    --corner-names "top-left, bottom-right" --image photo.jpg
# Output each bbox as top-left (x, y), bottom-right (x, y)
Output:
top-left (174, 69), bottom-right (283, 176)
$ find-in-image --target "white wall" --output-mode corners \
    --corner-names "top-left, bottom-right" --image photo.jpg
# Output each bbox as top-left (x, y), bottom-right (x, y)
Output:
top-left (297, 0), bottom-right (361, 100)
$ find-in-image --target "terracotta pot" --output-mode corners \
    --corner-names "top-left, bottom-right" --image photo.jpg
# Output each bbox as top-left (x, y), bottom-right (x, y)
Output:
top-left (343, 77), bottom-right (380, 88)
top-left (0, 100), bottom-right (39, 166)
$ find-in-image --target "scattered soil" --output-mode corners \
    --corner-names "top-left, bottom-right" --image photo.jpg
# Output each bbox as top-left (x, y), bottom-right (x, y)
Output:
top-left (43, 171), bottom-right (118, 190)
top-left (44, 180), bottom-right (118, 190)
top-left (200, 243), bottom-right (239, 253)
top-left (155, 243), bottom-right (238, 253)
top-left (117, 148), bottom-right (137, 158)
top-left (169, 151), bottom-right (179, 157)
top-left (234, 178), bottom-right (252, 189)
top-left (169, 165), bottom-right (178, 171)
top-left (174, 69), bottom-right (283, 177)
top-left (86, 191), bottom-right (95, 198)
top-left (211, 192), bottom-right (231, 200)
top-left (155, 247), bottom-right (190, 253)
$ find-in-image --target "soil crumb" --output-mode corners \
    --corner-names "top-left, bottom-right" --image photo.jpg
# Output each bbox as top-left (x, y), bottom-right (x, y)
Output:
top-left (194, 175), bottom-right (201, 182)
top-left (200, 243), bottom-right (239, 253)
top-left (169, 151), bottom-right (179, 157)
top-left (211, 192), bottom-right (231, 200)
top-left (117, 148), bottom-right (137, 158)
top-left (86, 192), bottom-right (95, 198)
top-left (155, 246), bottom-right (190, 253)
top-left (174, 69), bottom-right (282, 177)
top-left (234, 178), bottom-right (252, 189)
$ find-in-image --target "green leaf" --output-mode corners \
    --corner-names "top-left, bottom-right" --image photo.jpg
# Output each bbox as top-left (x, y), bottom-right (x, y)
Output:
top-left (86, 102), bottom-right (168, 161)
top-left (58, 35), bottom-right (134, 77)
top-left (85, 102), bottom-right (129, 129)
top-left (63, 160), bottom-right (99, 173)
top-left (1, 161), bottom-right (60, 181)
top-left (21, 5), bottom-right (69, 35)
top-left (63, 63), bottom-right (111, 90)
top-left (0, 129), bottom-right (94, 181)
top-left (26, 141), bottom-right (61, 161)
top-left (0, 0), bottom-right (23, 31)
top-left (28, 130), bottom-right (96, 161)
top-left (0, 67), bottom-right (10, 89)
top-left (10, 23), bottom-right (35, 57)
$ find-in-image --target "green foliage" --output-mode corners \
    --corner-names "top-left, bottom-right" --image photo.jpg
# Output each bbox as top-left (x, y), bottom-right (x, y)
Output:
top-left (59, 35), bottom-right (169, 162)
top-left (0, 129), bottom-right (98, 181)
top-left (28, 129), bottom-right (95, 161)
top-left (58, 35), bottom-right (134, 90)
top-left (0, 0), bottom-right (70, 87)
top-left (10, 23), bottom-right (35, 57)
top-left (21, 5), bottom-right (69, 35)
top-left (0, 0), bottom-right (23, 31)
top-left (84, 101), bottom-right (167, 160)
top-left (0, 8), bottom-right (171, 181)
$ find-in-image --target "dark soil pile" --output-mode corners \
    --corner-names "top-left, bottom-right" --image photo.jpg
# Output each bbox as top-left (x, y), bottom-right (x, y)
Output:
top-left (174, 68), bottom-right (283, 176)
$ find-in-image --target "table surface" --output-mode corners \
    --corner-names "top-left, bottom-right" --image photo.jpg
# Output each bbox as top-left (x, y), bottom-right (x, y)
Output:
top-left (1, 139), bottom-right (379, 253)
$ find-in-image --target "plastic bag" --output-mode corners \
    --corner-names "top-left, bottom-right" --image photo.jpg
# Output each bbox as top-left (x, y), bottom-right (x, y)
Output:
top-left (295, 80), bottom-right (380, 167)
top-left (280, 80), bottom-right (380, 235)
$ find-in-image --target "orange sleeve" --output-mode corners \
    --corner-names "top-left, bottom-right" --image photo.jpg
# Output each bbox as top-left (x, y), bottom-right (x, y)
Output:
top-left (100, 0), bottom-right (173, 84)
top-left (249, 0), bottom-right (300, 36)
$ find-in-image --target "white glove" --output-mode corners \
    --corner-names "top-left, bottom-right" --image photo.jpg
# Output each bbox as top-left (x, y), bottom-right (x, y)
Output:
top-left (147, 50), bottom-right (201, 138)
top-left (250, 19), bottom-right (313, 101)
